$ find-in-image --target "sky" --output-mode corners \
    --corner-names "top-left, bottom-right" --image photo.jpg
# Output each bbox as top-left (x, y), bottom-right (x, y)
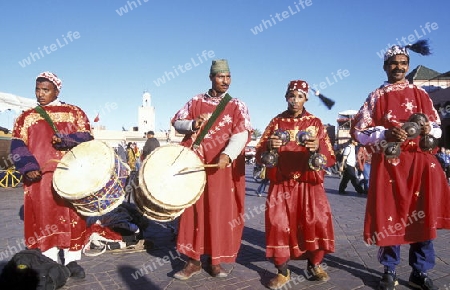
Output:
top-left (1, 0), bottom-right (449, 134)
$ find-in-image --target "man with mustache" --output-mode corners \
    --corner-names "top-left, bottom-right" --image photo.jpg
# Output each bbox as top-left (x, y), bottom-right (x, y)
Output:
top-left (352, 43), bottom-right (450, 290)
top-left (171, 59), bottom-right (252, 279)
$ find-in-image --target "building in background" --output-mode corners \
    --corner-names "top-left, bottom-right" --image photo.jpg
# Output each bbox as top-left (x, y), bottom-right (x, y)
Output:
top-left (336, 110), bottom-right (358, 146)
top-left (325, 124), bottom-right (336, 146)
top-left (138, 90), bottom-right (155, 135)
top-left (407, 65), bottom-right (450, 147)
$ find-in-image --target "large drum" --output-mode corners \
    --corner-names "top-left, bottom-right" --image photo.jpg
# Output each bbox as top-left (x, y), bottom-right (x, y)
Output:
top-left (53, 140), bottom-right (130, 216)
top-left (134, 144), bottom-right (206, 221)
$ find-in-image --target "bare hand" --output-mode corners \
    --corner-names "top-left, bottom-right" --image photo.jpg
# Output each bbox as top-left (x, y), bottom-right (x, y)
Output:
top-left (421, 121), bottom-right (431, 135)
top-left (52, 135), bottom-right (62, 144)
top-left (305, 137), bottom-right (319, 152)
top-left (217, 153), bottom-right (230, 169)
top-left (26, 170), bottom-right (42, 181)
top-left (193, 114), bottom-right (209, 130)
top-left (268, 134), bottom-right (282, 150)
top-left (386, 127), bottom-right (408, 142)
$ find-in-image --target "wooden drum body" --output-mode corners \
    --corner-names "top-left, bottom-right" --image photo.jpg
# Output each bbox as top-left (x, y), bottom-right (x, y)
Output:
top-left (53, 140), bottom-right (130, 216)
top-left (135, 144), bottom-right (206, 221)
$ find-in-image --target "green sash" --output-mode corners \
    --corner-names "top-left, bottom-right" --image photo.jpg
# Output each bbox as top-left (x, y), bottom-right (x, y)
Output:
top-left (34, 106), bottom-right (59, 133)
top-left (192, 93), bottom-right (232, 148)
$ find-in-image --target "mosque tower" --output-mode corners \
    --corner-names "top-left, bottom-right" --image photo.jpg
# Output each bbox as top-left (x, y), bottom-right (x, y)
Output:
top-left (138, 90), bottom-right (155, 134)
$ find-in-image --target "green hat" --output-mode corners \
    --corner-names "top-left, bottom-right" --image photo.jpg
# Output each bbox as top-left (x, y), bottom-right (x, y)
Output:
top-left (210, 59), bottom-right (230, 74)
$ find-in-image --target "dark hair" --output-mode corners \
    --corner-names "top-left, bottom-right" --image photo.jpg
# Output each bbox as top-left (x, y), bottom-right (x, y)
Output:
top-left (147, 131), bottom-right (154, 135)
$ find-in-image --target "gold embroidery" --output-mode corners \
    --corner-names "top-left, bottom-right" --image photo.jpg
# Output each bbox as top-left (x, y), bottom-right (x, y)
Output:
top-left (305, 125), bottom-right (318, 138)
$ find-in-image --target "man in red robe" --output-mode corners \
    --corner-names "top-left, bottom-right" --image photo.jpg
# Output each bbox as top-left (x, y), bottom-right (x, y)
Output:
top-left (171, 59), bottom-right (252, 279)
top-left (11, 72), bottom-right (93, 278)
top-left (352, 42), bottom-right (450, 290)
top-left (256, 80), bottom-right (336, 289)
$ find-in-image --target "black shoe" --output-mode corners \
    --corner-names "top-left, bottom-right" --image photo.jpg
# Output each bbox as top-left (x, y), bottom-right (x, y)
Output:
top-left (378, 271), bottom-right (398, 290)
top-left (338, 191), bottom-right (347, 195)
top-left (66, 261), bottom-right (86, 279)
top-left (408, 271), bottom-right (438, 290)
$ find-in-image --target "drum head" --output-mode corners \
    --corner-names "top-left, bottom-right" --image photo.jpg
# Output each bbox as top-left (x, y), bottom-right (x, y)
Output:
top-left (53, 140), bottom-right (117, 199)
top-left (139, 144), bottom-right (206, 210)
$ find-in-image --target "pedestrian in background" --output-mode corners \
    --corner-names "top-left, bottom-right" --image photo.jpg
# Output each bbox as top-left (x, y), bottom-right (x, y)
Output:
top-left (141, 131), bottom-right (160, 161)
top-left (256, 164), bottom-right (269, 197)
top-left (126, 142), bottom-right (136, 171)
top-left (356, 144), bottom-right (371, 194)
top-left (338, 139), bottom-right (365, 195)
top-left (436, 147), bottom-right (450, 184)
top-left (132, 142), bottom-right (141, 171)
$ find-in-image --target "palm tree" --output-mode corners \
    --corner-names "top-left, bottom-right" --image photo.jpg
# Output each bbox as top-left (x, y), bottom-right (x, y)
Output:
top-left (252, 128), bottom-right (262, 140)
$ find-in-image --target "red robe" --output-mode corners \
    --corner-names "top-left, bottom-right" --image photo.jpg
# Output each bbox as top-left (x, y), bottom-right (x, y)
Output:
top-left (352, 81), bottom-right (450, 246)
top-left (255, 109), bottom-right (336, 260)
top-left (171, 93), bottom-right (252, 264)
top-left (12, 104), bottom-right (92, 252)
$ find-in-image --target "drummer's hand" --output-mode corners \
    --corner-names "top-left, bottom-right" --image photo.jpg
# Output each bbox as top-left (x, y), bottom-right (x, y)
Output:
top-left (26, 170), bottom-right (42, 181)
top-left (192, 114), bottom-right (209, 131)
top-left (52, 135), bottom-right (62, 144)
top-left (268, 134), bottom-right (282, 150)
top-left (218, 153), bottom-right (230, 169)
top-left (305, 137), bottom-right (319, 152)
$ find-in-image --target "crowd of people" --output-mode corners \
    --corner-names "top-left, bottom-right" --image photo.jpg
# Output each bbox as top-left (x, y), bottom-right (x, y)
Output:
top-left (115, 130), bottom-right (160, 173)
top-left (5, 45), bottom-right (450, 290)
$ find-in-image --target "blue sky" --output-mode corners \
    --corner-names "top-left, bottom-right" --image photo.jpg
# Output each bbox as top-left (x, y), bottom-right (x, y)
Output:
top-left (1, 0), bottom-right (449, 133)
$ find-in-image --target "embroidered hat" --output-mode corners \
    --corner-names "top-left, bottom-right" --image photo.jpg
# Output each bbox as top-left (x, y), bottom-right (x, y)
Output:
top-left (383, 40), bottom-right (431, 62)
top-left (36, 71), bottom-right (62, 91)
top-left (384, 45), bottom-right (409, 61)
top-left (286, 80), bottom-right (309, 97)
top-left (210, 59), bottom-right (230, 74)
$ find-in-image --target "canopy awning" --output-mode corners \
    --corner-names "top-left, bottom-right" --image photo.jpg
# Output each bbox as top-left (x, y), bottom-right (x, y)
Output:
top-left (338, 109), bottom-right (358, 116)
top-left (0, 92), bottom-right (36, 113)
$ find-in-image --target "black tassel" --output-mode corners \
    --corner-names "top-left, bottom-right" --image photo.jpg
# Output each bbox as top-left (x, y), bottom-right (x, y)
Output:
top-left (310, 88), bottom-right (335, 110)
top-left (406, 39), bottom-right (431, 56)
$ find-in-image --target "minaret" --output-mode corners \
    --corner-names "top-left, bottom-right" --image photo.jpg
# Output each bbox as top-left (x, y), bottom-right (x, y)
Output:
top-left (138, 90), bottom-right (155, 134)
top-left (143, 90), bottom-right (151, 107)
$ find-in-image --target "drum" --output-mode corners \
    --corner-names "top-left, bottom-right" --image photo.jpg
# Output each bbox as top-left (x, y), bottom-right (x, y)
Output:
top-left (53, 140), bottom-right (130, 216)
top-left (135, 144), bottom-right (206, 221)
top-left (133, 187), bottom-right (184, 222)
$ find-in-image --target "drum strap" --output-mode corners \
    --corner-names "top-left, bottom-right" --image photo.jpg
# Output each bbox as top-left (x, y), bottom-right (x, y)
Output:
top-left (34, 106), bottom-right (59, 133)
top-left (192, 93), bottom-right (232, 148)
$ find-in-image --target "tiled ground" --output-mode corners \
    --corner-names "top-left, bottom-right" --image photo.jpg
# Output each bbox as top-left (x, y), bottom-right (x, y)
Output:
top-left (1, 165), bottom-right (449, 289)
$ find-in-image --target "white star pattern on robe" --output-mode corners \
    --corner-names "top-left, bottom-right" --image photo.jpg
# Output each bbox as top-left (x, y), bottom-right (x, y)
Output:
top-left (401, 98), bottom-right (417, 114)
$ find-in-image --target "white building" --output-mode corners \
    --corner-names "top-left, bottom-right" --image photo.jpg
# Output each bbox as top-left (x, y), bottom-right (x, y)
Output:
top-left (92, 90), bottom-right (178, 150)
top-left (138, 90), bottom-right (155, 135)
